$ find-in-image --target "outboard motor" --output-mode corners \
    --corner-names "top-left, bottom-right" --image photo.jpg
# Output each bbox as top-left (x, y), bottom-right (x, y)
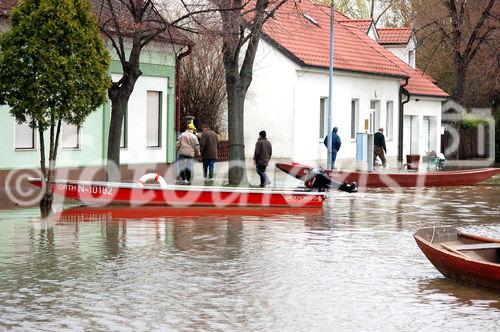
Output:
top-left (304, 167), bottom-right (357, 193)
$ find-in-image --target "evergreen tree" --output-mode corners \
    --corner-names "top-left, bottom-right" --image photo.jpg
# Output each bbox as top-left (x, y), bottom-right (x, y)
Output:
top-left (0, 0), bottom-right (111, 217)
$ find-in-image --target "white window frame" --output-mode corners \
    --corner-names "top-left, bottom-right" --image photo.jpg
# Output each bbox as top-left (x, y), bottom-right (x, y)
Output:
top-left (369, 100), bottom-right (380, 133)
top-left (386, 101), bottom-right (394, 141)
top-left (146, 90), bottom-right (162, 148)
top-left (61, 122), bottom-right (80, 149)
top-left (319, 97), bottom-right (328, 139)
top-left (14, 118), bottom-right (36, 150)
top-left (350, 99), bottom-right (359, 140)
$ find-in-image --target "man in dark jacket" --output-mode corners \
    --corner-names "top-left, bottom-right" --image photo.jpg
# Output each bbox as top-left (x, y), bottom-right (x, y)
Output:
top-left (199, 124), bottom-right (219, 179)
top-left (253, 130), bottom-right (272, 187)
top-left (374, 127), bottom-right (387, 167)
top-left (323, 127), bottom-right (341, 169)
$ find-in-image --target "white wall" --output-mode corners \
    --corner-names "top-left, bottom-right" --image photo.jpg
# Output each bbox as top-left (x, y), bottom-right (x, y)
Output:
top-left (383, 37), bottom-right (416, 68)
top-left (293, 70), bottom-right (401, 165)
top-left (404, 97), bottom-right (444, 156)
top-left (244, 39), bottom-right (300, 161)
top-left (114, 74), bottom-right (169, 164)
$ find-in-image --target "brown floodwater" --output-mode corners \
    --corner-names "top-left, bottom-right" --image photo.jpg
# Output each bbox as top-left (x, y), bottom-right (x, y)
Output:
top-left (0, 183), bottom-right (499, 331)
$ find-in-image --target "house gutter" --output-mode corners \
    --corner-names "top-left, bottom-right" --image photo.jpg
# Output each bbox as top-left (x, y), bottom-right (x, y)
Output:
top-left (175, 45), bottom-right (193, 134)
top-left (398, 78), bottom-right (410, 163)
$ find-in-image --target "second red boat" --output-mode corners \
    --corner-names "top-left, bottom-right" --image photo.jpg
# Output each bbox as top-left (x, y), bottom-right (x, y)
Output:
top-left (276, 162), bottom-right (500, 188)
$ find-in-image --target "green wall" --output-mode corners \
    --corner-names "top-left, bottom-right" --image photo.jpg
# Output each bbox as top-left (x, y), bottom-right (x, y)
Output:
top-left (0, 50), bottom-right (178, 169)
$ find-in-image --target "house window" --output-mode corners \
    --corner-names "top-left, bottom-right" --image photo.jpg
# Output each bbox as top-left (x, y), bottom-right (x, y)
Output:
top-left (147, 91), bottom-right (162, 147)
top-left (369, 100), bottom-right (380, 133)
top-left (351, 99), bottom-right (359, 139)
top-left (319, 97), bottom-right (328, 139)
top-left (15, 119), bottom-right (35, 150)
top-left (386, 101), bottom-right (394, 140)
top-left (408, 49), bottom-right (416, 68)
top-left (120, 108), bottom-right (127, 148)
top-left (61, 122), bottom-right (80, 149)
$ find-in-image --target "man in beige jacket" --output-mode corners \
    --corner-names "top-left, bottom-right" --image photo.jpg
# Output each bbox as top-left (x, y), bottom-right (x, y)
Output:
top-left (176, 123), bottom-right (200, 184)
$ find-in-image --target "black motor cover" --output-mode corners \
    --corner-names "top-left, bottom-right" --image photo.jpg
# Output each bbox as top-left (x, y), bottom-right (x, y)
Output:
top-left (304, 168), bottom-right (357, 193)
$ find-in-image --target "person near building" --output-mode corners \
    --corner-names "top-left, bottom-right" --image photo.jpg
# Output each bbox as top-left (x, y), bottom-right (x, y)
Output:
top-left (374, 127), bottom-right (387, 167)
top-left (199, 124), bottom-right (219, 179)
top-left (253, 130), bottom-right (272, 187)
top-left (323, 127), bottom-right (341, 169)
top-left (176, 123), bottom-right (200, 184)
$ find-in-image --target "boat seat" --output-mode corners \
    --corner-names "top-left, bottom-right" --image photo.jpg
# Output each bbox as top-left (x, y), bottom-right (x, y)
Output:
top-left (452, 243), bottom-right (500, 251)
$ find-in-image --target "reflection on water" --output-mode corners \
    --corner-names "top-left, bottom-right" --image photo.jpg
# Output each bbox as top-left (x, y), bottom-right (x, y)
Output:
top-left (0, 186), bottom-right (499, 331)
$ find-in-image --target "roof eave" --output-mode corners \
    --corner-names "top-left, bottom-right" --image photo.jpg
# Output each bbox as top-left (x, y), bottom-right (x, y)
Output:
top-left (304, 64), bottom-right (408, 80)
top-left (406, 92), bottom-right (449, 100)
top-left (261, 32), bottom-right (307, 67)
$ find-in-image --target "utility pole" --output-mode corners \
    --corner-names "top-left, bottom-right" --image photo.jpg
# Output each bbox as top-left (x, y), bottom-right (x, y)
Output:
top-left (327, 0), bottom-right (335, 169)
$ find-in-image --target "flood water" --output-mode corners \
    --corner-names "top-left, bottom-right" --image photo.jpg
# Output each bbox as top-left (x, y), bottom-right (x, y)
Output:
top-left (0, 184), bottom-right (499, 331)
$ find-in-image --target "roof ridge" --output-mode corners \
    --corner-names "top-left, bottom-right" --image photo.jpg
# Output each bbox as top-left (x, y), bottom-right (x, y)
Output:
top-left (378, 27), bottom-right (413, 31)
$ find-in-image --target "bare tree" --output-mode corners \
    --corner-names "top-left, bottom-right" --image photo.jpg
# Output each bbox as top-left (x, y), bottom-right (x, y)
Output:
top-left (314, 0), bottom-right (401, 27)
top-left (414, 0), bottom-right (498, 104)
top-left (180, 32), bottom-right (226, 133)
top-left (93, 0), bottom-right (210, 181)
top-left (209, 0), bottom-right (290, 185)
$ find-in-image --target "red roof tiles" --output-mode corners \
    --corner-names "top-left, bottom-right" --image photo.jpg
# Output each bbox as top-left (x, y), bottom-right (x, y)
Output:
top-left (261, 0), bottom-right (447, 98)
top-left (377, 28), bottom-right (414, 45)
top-left (262, 1), bottom-right (406, 78)
top-left (337, 19), bottom-right (373, 34)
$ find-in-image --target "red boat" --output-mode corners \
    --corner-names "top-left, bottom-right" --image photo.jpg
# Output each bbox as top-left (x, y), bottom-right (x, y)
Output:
top-left (276, 162), bottom-right (500, 188)
top-left (414, 226), bottom-right (500, 291)
top-left (28, 177), bottom-right (325, 208)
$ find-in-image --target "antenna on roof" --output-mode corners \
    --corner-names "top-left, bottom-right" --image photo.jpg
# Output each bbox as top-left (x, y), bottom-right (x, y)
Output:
top-left (303, 13), bottom-right (320, 27)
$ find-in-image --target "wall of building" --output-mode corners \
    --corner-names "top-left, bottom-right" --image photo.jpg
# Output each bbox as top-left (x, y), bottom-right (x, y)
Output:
top-left (244, 39), bottom-right (300, 161)
top-left (0, 41), bottom-right (178, 170)
top-left (113, 73), bottom-right (171, 165)
top-left (383, 37), bottom-right (416, 68)
top-left (404, 97), bottom-right (444, 156)
top-left (293, 70), bottom-right (401, 166)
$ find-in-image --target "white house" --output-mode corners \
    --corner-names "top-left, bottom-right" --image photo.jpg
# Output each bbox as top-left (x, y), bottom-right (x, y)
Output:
top-left (243, 0), bottom-right (448, 168)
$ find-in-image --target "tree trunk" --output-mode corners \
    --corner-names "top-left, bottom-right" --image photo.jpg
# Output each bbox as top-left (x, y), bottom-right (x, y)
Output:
top-left (106, 48), bottom-right (141, 182)
top-left (453, 65), bottom-right (466, 105)
top-left (38, 126), bottom-right (51, 218)
top-left (106, 95), bottom-right (127, 182)
top-left (227, 82), bottom-right (247, 185)
top-left (39, 119), bottom-right (62, 218)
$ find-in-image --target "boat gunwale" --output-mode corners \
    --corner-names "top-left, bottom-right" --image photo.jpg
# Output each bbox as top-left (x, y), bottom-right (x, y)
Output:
top-left (277, 163), bottom-right (499, 177)
top-left (414, 228), bottom-right (500, 268)
top-left (27, 177), bottom-right (325, 197)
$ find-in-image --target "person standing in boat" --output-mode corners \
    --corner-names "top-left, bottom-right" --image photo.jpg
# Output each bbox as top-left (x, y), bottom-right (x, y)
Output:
top-left (199, 124), bottom-right (219, 180)
top-left (374, 127), bottom-right (387, 167)
top-left (253, 130), bottom-right (272, 187)
top-left (323, 127), bottom-right (341, 169)
top-left (176, 123), bottom-right (200, 184)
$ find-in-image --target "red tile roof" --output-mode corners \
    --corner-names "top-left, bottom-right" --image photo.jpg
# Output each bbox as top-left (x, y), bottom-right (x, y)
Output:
top-left (341, 25), bottom-right (447, 97)
top-left (377, 28), bottom-right (414, 45)
top-left (262, 1), bottom-right (407, 78)
top-left (337, 19), bottom-right (373, 34)
top-left (261, 0), bottom-right (447, 98)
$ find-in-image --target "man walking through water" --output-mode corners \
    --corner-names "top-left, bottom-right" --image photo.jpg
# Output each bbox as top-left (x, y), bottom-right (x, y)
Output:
top-left (374, 127), bottom-right (387, 167)
top-left (253, 130), bottom-right (272, 187)
top-left (324, 127), bottom-right (341, 169)
top-left (199, 124), bottom-right (219, 180)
